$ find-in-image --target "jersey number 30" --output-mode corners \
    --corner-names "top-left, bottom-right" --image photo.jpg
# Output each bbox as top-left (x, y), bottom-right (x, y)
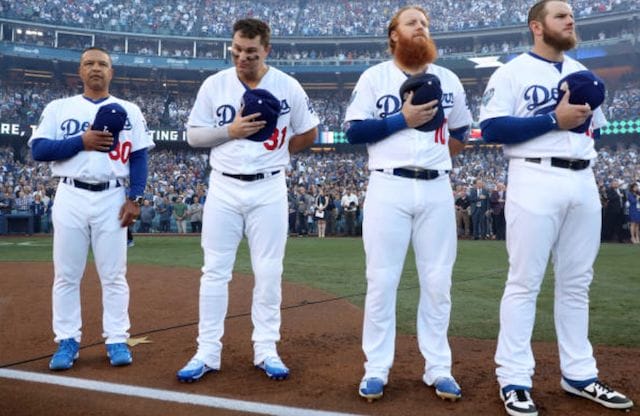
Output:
top-left (108, 141), bottom-right (133, 163)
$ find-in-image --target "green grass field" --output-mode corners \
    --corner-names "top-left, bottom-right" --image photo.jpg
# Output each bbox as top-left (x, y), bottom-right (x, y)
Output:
top-left (1, 236), bottom-right (638, 347)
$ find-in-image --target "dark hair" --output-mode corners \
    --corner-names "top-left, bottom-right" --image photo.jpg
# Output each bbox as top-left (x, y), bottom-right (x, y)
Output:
top-left (387, 6), bottom-right (429, 54)
top-left (528, 0), bottom-right (567, 24)
top-left (233, 18), bottom-right (271, 47)
top-left (80, 46), bottom-right (112, 63)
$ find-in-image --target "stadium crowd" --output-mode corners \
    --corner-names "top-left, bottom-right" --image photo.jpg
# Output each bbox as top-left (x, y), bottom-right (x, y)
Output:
top-left (2, 79), bottom-right (639, 132)
top-left (1, 142), bottom-right (638, 243)
top-left (3, 0), bottom-right (637, 37)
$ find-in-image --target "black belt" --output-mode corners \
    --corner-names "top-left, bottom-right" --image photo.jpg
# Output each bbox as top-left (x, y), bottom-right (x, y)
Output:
top-left (376, 168), bottom-right (448, 180)
top-left (62, 177), bottom-right (121, 191)
top-left (222, 170), bottom-right (280, 182)
top-left (524, 157), bottom-right (590, 171)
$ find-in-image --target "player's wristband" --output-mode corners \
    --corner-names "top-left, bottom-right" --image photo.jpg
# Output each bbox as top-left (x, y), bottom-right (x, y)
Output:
top-left (548, 112), bottom-right (559, 129)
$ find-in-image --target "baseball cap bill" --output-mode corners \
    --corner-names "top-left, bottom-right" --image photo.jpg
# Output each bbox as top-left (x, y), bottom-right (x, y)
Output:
top-left (92, 102), bottom-right (128, 151)
top-left (241, 88), bottom-right (281, 142)
top-left (556, 70), bottom-right (606, 133)
top-left (399, 73), bottom-right (445, 132)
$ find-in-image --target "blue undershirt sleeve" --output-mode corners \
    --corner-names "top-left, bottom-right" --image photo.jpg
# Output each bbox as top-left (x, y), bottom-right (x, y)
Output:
top-left (449, 126), bottom-right (469, 142)
top-left (128, 148), bottom-right (148, 198)
top-left (480, 114), bottom-right (557, 144)
top-left (346, 113), bottom-right (408, 145)
top-left (31, 136), bottom-right (84, 161)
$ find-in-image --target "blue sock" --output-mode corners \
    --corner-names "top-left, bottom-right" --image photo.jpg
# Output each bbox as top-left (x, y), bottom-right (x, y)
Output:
top-left (564, 376), bottom-right (598, 389)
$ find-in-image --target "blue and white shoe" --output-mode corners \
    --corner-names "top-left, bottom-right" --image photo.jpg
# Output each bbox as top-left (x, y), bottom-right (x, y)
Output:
top-left (106, 342), bottom-right (132, 366)
top-left (256, 356), bottom-right (289, 380)
top-left (433, 376), bottom-right (462, 401)
top-left (177, 358), bottom-right (216, 382)
top-left (359, 377), bottom-right (385, 402)
top-left (49, 338), bottom-right (80, 371)
top-left (561, 377), bottom-right (633, 410)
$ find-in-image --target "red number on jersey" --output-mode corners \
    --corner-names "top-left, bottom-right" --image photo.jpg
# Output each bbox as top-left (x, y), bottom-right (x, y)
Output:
top-left (434, 118), bottom-right (448, 145)
top-left (109, 141), bottom-right (132, 163)
top-left (263, 127), bottom-right (287, 151)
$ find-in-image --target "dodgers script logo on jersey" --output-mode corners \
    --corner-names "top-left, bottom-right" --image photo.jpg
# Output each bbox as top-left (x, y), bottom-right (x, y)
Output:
top-left (376, 92), bottom-right (455, 118)
top-left (215, 99), bottom-right (291, 126)
top-left (60, 117), bottom-right (133, 139)
top-left (524, 84), bottom-right (560, 115)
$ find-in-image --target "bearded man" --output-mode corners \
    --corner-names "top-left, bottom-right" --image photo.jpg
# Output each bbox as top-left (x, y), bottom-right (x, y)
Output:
top-left (344, 5), bottom-right (472, 403)
top-left (479, 1), bottom-right (633, 415)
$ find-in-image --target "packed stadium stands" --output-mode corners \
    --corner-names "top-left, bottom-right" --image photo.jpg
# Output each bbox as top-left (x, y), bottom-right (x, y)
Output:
top-left (3, 0), bottom-right (637, 36)
top-left (0, 0), bottom-right (638, 239)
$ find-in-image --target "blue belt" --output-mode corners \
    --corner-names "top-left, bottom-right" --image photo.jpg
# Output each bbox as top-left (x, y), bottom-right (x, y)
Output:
top-left (222, 170), bottom-right (280, 182)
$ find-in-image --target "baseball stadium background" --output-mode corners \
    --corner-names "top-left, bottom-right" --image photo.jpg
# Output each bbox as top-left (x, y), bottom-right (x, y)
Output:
top-left (0, 1), bottom-right (639, 415)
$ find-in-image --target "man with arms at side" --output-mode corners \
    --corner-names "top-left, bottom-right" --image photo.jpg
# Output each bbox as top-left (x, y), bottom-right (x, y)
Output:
top-left (30, 47), bottom-right (154, 370)
top-left (345, 5), bottom-right (472, 402)
top-left (479, 1), bottom-right (633, 414)
top-left (177, 18), bottom-right (319, 383)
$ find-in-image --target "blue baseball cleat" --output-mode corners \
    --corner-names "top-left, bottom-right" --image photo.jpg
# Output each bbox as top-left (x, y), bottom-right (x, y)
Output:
top-left (106, 342), bottom-right (132, 366)
top-left (177, 358), bottom-right (217, 383)
top-left (359, 377), bottom-right (385, 402)
top-left (256, 356), bottom-right (289, 380)
top-left (433, 376), bottom-right (462, 401)
top-left (49, 338), bottom-right (80, 371)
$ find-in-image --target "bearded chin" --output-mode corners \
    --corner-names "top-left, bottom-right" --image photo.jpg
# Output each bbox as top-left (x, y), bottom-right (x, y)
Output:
top-left (543, 28), bottom-right (577, 51)
top-left (395, 35), bottom-right (438, 69)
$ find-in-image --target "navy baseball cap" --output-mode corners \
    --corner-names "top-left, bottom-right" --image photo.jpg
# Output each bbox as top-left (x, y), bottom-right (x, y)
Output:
top-left (399, 73), bottom-right (445, 132)
top-left (241, 88), bottom-right (281, 142)
top-left (92, 102), bottom-right (128, 151)
top-left (556, 70), bottom-right (606, 133)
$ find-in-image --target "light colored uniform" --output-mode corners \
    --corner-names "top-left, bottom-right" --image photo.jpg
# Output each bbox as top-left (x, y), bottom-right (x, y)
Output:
top-left (188, 66), bottom-right (318, 368)
top-left (345, 60), bottom-right (472, 384)
top-left (479, 52), bottom-right (607, 389)
top-left (29, 94), bottom-right (154, 344)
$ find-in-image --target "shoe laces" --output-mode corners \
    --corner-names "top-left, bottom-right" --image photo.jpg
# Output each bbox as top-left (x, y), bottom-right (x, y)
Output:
top-left (508, 389), bottom-right (531, 403)
top-left (58, 339), bottom-right (77, 354)
top-left (589, 380), bottom-right (615, 396)
top-left (108, 343), bottom-right (128, 353)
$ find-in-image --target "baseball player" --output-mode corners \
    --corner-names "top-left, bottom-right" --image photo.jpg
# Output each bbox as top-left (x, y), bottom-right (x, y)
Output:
top-left (29, 47), bottom-right (154, 370)
top-left (479, 1), bottom-right (633, 415)
top-left (344, 6), bottom-right (472, 402)
top-left (176, 18), bottom-right (319, 382)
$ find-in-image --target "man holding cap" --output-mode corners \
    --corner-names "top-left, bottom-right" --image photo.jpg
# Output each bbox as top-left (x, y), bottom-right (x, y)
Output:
top-left (479, 1), bottom-right (633, 414)
top-left (177, 18), bottom-right (318, 383)
top-left (344, 6), bottom-right (472, 402)
top-left (29, 46), bottom-right (153, 370)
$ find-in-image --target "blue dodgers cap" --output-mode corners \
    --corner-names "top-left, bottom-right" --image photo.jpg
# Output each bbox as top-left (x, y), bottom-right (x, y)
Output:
top-left (92, 102), bottom-right (128, 151)
top-left (556, 70), bottom-right (606, 133)
top-left (241, 88), bottom-right (281, 142)
top-left (399, 73), bottom-right (445, 132)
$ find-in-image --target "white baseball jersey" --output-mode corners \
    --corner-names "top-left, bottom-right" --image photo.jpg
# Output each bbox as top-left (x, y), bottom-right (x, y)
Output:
top-left (479, 52), bottom-right (607, 160)
top-left (188, 66), bottom-right (319, 174)
top-left (29, 95), bottom-right (154, 181)
top-left (345, 60), bottom-right (472, 170)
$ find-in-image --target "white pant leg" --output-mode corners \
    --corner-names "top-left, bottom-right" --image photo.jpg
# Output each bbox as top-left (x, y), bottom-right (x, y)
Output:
top-left (244, 175), bottom-right (288, 365)
top-left (195, 175), bottom-right (244, 369)
top-left (90, 186), bottom-right (129, 344)
top-left (411, 175), bottom-right (457, 384)
top-left (51, 183), bottom-right (91, 343)
top-left (496, 160), bottom-right (563, 389)
top-left (552, 169), bottom-right (600, 381)
top-left (361, 172), bottom-right (413, 383)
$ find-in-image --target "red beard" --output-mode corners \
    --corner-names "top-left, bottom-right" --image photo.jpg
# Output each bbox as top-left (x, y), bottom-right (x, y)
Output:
top-left (394, 32), bottom-right (438, 69)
